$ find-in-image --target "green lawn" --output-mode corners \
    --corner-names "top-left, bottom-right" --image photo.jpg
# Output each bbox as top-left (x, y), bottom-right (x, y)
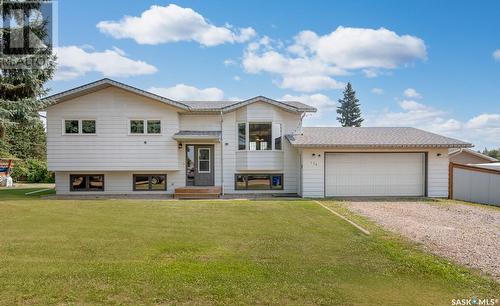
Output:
top-left (0, 189), bottom-right (498, 305)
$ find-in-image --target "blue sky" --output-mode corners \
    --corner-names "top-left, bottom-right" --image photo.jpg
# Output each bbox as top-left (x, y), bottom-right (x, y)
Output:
top-left (50, 0), bottom-right (500, 149)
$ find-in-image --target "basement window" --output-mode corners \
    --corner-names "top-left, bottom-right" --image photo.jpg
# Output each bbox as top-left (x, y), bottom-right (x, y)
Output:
top-left (133, 174), bottom-right (167, 191)
top-left (70, 174), bottom-right (104, 191)
top-left (234, 174), bottom-right (283, 190)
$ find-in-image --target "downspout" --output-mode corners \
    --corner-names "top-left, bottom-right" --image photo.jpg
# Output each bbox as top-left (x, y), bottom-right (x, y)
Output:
top-left (220, 109), bottom-right (224, 195)
top-left (295, 112), bottom-right (306, 134)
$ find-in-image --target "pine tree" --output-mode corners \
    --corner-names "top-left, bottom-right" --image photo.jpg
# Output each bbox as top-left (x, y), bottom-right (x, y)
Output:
top-left (336, 82), bottom-right (363, 127)
top-left (0, 0), bottom-right (56, 141)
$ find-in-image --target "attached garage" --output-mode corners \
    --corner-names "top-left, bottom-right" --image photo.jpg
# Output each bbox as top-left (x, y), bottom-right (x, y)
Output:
top-left (325, 153), bottom-right (426, 197)
top-left (287, 127), bottom-right (473, 198)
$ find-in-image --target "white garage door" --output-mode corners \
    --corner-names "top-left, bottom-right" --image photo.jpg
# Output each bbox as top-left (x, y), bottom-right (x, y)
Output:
top-left (325, 153), bottom-right (425, 197)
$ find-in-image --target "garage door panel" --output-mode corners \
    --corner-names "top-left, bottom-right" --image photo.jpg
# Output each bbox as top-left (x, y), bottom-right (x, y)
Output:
top-left (325, 153), bottom-right (425, 197)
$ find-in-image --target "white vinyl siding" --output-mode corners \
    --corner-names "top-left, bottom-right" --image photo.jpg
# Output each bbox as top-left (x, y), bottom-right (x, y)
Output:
top-left (224, 102), bottom-right (301, 194)
top-left (325, 153), bottom-right (425, 197)
top-left (46, 87), bottom-right (180, 171)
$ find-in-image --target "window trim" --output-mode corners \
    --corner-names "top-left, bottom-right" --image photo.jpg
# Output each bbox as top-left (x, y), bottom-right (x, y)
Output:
top-left (197, 148), bottom-right (211, 174)
top-left (69, 174), bottom-right (105, 192)
top-left (132, 174), bottom-right (167, 191)
top-left (128, 119), bottom-right (163, 135)
top-left (237, 122), bottom-right (283, 151)
top-left (234, 173), bottom-right (284, 190)
top-left (62, 119), bottom-right (97, 135)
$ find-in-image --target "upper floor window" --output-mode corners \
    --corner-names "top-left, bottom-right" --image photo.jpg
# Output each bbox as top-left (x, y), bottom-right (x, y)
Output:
top-left (238, 123), bottom-right (246, 150)
top-left (238, 122), bottom-right (282, 151)
top-left (129, 119), bottom-right (161, 135)
top-left (64, 119), bottom-right (96, 135)
top-left (249, 123), bottom-right (272, 150)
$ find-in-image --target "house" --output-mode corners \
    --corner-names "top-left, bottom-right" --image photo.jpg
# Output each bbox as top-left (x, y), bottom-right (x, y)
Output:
top-left (449, 148), bottom-right (498, 165)
top-left (44, 79), bottom-right (472, 198)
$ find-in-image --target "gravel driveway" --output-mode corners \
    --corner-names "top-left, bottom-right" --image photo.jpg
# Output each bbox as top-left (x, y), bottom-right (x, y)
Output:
top-left (344, 200), bottom-right (500, 281)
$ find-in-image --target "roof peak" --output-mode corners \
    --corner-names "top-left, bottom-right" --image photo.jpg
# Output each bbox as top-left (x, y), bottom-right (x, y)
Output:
top-left (43, 78), bottom-right (316, 113)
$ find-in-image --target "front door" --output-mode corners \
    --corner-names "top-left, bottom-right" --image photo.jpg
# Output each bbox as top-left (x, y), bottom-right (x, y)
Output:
top-left (186, 144), bottom-right (214, 186)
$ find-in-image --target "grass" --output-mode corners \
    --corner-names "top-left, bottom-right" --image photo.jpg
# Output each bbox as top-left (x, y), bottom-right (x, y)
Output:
top-left (0, 188), bottom-right (498, 305)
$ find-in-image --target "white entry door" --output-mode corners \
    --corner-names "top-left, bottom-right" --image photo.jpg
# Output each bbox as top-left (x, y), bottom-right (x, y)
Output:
top-left (325, 153), bottom-right (425, 197)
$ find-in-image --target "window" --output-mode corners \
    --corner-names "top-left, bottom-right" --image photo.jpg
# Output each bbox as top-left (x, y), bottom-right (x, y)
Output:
top-left (249, 123), bottom-right (272, 151)
top-left (234, 174), bottom-right (283, 190)
top-left (70, 174), bottom-right (104, 191)
top-left (238, 122), bottom-right (282, 150)
top-left (82, 120), bottom-right (96, 134)
top-left (64, 120), bottom-right (79, 134)
top-left (130, 120), bottom-right (144, 134)
top-left (64, 119), bottom-right (96, 134)
top-left (147, 120), bottom-right (161, 134)
top-left (133, 174), bottom-right (167, 191)
top-left (273, 123), bottom-right (282, 150)
top-left (238, 123), bottom-right (246, 150)
top-left (198, 148), bottom-right (211, 173)
top-left (130, 120), bottom-right (161, 134)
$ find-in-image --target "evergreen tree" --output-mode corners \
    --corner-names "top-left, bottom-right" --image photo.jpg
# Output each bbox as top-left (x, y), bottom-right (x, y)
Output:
top-left (336, 82), bottom-right (363, 127)
top-left (337, 83), bottom-right (364, 127)
top-left (482, 148), bottom-right (500, 160)
top-left (3, 118), bottom-right (46, 160)
top-left (0, 0), bottom-right (56, 140)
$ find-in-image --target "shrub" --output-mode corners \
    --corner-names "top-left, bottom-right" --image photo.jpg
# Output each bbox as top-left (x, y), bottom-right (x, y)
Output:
top-left (10, 161), bottom-right (29, 182)
top-left (10, 159), bottom-right (54, 183)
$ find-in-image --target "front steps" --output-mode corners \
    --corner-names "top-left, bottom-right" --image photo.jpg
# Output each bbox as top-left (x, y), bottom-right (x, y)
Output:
top-left (174, 186), bottom-right (222, 199)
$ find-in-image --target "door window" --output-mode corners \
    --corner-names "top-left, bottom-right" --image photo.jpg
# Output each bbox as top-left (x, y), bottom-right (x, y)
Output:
top-left (198, 148), bottom-right (211, 173)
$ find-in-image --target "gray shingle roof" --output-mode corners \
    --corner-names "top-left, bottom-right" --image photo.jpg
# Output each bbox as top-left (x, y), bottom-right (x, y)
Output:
top-left (286, 127), bottom-right (472, 148)
top-left (43, 79), bottom-right (316, 113)
top-left (181, 99), bottom-right (314, 112)
top-left (174, 130), bottom-right (221, 137)
top-left (173, 130), bottom-right (221, 141)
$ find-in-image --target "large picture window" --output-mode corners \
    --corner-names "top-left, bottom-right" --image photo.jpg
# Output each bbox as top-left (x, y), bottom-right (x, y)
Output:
top-left (238, 122), bottom-right (282, 151)
top-left (70, 174), bottom-right (104, 191)
top-left (133, 174), bottom-right (167, 191)
top-left (249, 123), bottom-right (272, 151)
top-left (234, 174), bottom-right (283, 190)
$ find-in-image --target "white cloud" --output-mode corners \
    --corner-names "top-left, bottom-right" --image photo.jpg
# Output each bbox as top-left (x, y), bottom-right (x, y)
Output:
top-left (224, 59), bottom-right (236, 66)
top-left (493, 49), bottom-right (500, 61)
top-left (148, 84), bottom-right (224, 100)
top-left (243, 27), bottom-right (426, 92)
top-left (371, 88), bottom-right (384, 95)
top-left (97, 4), bottom-right (256, 46)
top-left (363, 69), bottom-right (379, 78)
top-left (308, 27), bottom-right (426, 69)
top-left (281, 93), bottom-right (338, 124)
top-left (233, 75), bottom-right (241, 81)
top-left (54, 45), bottom-right (158, 80)
top-left (465, 113), bottom-right (500, 129)
top-left (398, 100), bottom-right (428, 111)
top-left (367, 100), bottom-right (500, 149)
top-left (280, 75), bottom-right (344, 92)
top-left (403, 88), bottom-right (422, 99)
